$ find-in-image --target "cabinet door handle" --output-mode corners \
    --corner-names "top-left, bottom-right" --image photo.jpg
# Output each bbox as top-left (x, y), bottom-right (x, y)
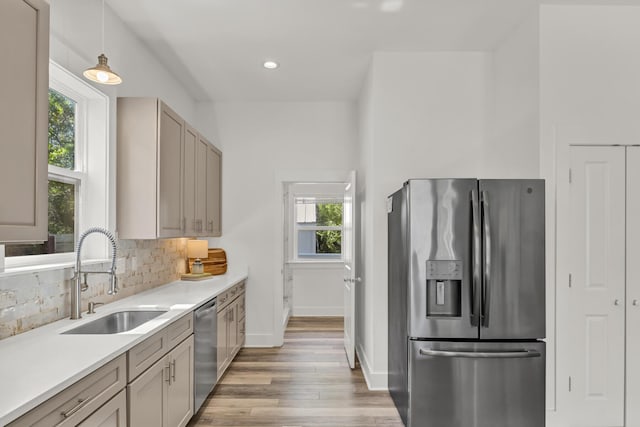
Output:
top-left (165, 364), bottom-right (171, 385)
top-left (633, 299), bottom-right (639, 306)
top-left (171, 360), bottom-right (176, 382)
top-left (208, 220), bottom-right (213, 232)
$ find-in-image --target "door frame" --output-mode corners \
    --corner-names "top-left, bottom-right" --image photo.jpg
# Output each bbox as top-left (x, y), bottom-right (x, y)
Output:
top-left (273, 169), bottom-right (356, 346)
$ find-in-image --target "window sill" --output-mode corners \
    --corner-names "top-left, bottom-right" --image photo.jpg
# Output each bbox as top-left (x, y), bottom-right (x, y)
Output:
top-left (0, 259), bottom-right (110, 279)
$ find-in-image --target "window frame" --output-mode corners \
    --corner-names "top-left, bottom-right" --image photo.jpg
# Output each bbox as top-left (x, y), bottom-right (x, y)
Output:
top-left (4, 61), bottom-right (110, 268)
top-left (291, 196), bottom-right (344, 262)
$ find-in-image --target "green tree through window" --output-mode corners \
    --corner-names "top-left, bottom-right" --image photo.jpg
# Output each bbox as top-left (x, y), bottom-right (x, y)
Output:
top-left (315, 203), bottom-right (342, 254)
top-left (48, 89), bottom-right (75, 169)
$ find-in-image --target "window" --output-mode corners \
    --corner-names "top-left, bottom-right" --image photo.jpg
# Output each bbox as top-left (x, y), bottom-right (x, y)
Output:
top-left (294, 198), bottom-right (343, 260)
top-left (3, 61), bottom-right (109, 266)
top-left (5, 89), bottom-right (81, 257)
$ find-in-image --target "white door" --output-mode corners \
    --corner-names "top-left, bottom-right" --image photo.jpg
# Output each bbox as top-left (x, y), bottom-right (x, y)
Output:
top-left (568, 146), bottom-right (626, 426)
top-left (343, 171), bottom-right (357, 369)
top-left (627, 146), bottom-right (640, 426)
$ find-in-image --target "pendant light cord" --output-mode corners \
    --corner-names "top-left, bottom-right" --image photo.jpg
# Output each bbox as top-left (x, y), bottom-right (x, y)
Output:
top-left (101, 0), bottom-right (105, 54)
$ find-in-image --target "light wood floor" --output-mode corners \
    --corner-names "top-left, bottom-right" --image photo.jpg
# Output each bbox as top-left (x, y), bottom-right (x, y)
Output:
top-left (189, 317), bottom-right (403, 427)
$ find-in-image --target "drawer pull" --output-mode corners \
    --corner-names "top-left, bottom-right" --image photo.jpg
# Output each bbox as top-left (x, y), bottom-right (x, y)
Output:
top-left (61, 397), bottom-right (87, 419)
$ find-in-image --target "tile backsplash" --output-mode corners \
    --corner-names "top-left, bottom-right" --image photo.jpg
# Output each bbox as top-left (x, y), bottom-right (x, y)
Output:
top-left (0, 238), bottom-right (188, 340)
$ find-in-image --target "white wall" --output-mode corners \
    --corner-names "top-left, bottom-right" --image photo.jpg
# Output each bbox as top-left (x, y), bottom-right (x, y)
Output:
top-left (207, 102), bottom-right (357, 346)
top-left (539, 5), bottom-right (640, 424)
top-left (50, 0), bottom-right (196, 120)
top-left (357, 51), bottom-right (490, 388)
top-left (485, 12), bottom-right (540, 179)
top-left (289, 265), bottom-right (344, 316)
top-left (195, 101), bottom-right (221, 145)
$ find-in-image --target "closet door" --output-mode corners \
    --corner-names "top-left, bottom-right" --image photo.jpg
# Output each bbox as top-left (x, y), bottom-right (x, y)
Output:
top-left (627, 146), bottom-right (640, 426)
top-left (567, 146), bottom-right (626, 426)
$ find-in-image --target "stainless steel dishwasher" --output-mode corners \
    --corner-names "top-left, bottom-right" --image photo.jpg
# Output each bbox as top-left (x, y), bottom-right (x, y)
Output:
top-left (194, 297), bottom-right (217, 412)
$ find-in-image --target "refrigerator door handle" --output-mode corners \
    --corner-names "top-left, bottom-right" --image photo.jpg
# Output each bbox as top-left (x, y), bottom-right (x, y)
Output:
top-left (419, 348), bottom-right (541, 359)
top-left (470, 189), bottom-right (481, 326)
top-left (481, 190), bottom-right (491, 327)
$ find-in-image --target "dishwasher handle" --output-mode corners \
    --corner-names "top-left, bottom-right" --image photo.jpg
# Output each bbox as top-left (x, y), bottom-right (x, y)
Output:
top-left (195, 299), bottom-right (217, 319)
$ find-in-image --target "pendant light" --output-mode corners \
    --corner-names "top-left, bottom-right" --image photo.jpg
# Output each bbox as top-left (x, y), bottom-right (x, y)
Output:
top-left (83, 0), bottom-right (122, 85)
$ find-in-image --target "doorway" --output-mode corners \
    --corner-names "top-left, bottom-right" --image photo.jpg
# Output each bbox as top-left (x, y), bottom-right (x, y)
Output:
top-left (283, 182), bottom-right (346, 326)
top-left (273, 170), bottom-right (358, 368)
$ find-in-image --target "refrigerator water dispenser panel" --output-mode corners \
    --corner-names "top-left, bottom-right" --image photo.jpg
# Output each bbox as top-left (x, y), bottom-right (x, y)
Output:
top-left (426, 260), bottom-right (462, 317)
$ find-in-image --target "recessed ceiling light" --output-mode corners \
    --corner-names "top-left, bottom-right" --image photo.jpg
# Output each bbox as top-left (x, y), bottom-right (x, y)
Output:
top-left (380, 0), bottom-right (403, 12)
top-left (263, 60), bottom-right (279, 70)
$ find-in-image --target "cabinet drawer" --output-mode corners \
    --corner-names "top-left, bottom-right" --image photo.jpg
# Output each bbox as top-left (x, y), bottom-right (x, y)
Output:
top-left (217, 291), bottom-right (229, 311)
top-left (238, 281), bottom-right (246, 293)
top-left (228, 284), bottom-right (239, 300)
top-left (128, 329), bottom-right (167, 382)
top-left (9, 354), bottom-right (126, 427)
top-left (167, 313), bottom-right (193, 349)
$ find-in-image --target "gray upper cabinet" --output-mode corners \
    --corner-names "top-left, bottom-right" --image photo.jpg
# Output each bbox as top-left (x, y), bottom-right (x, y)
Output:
top-left (206, 145), bottom-right (222, 237)
top-left (183, 124), bottom-right (198, 235)
top-left (194, 135), bottom-right (208, 236)
top-left (117, 97), bottom-right (222, 239)
top-left (0, 0), bottom-right (49, 243)
top-left (118, 99), bottom-right (185, 239)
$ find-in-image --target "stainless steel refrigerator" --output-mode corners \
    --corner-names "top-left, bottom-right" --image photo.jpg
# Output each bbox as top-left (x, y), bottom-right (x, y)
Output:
top-left (388, 179), bottom-right (545, 427)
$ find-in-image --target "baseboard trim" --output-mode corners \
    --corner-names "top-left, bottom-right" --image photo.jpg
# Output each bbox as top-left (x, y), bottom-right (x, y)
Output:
top-left (292, 306), bottom-right (343, 316)
top-left (356, 342), bottom-right (388, 390)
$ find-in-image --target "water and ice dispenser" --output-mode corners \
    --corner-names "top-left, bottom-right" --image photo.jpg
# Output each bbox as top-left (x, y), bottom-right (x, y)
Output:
top-left (426, 260), bottom-right (462, 317)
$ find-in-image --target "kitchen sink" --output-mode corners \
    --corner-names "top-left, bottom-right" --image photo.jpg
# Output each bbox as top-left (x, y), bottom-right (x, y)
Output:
top-left (62, 310), bottom-right (167, 334)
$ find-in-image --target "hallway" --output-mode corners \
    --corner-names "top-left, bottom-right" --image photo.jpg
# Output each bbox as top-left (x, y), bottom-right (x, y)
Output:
top-left (189, 317), bottom-right (402, 427)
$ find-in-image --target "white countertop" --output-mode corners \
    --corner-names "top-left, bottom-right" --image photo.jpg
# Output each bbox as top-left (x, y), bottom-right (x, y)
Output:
top-left (0, 267), bottom-right (248, 426)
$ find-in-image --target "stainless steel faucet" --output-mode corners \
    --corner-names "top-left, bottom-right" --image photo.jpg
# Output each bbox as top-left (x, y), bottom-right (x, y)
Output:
top-left (70, 227), bottom-right (118, 320)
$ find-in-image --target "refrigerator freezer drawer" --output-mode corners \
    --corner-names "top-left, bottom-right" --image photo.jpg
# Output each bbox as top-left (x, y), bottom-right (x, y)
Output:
top-left (407, 340), bottom-right (545, 427)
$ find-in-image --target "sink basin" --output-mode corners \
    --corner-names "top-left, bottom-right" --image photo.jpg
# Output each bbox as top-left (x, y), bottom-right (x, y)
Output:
top-left (62, 310), bottom-right (167, 334)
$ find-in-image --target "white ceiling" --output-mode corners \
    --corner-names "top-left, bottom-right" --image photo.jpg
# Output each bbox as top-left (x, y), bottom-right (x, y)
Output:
top-left (108, 0), bottom-right (546, 102)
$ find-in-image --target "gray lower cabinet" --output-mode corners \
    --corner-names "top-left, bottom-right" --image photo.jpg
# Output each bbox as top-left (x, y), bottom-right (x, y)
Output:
top-left (216, 281), bottom-right (246, 380)
top-left (7, 355), bottom-right (127, 427)
top-left (77, 389), bottom-right (127, 427)
top-left (128, 335), bottom-right (194, 427)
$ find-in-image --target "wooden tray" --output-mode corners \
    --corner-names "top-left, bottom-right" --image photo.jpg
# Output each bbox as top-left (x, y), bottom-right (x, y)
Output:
top-left (203, 248), bottom-right (227, 275)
